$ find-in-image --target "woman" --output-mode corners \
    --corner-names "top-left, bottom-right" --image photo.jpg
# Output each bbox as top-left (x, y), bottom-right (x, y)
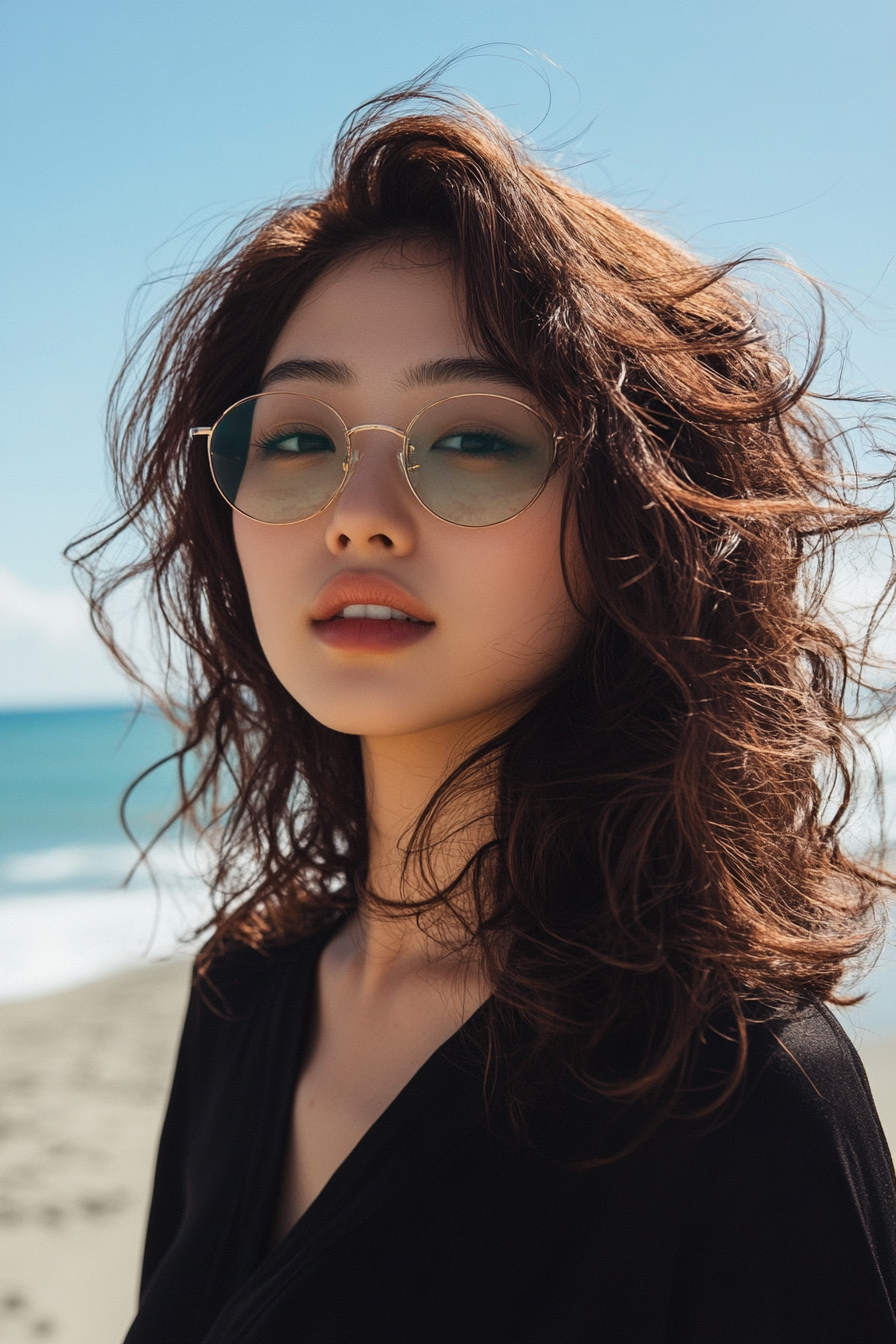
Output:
top-left (77, 85), bottom-right (896, 1341)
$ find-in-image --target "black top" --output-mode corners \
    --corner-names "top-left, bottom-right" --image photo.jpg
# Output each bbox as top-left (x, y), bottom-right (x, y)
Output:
top-left (126, 928), bottom-right (896, 1343)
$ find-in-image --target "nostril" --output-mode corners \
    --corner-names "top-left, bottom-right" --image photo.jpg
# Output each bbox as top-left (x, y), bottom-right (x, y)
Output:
top-left (336, 532), bottom-right (393, 550)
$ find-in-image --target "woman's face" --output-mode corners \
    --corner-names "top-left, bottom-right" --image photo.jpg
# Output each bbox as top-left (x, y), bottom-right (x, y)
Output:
top-left (233, 241), bottom-right (583, 742)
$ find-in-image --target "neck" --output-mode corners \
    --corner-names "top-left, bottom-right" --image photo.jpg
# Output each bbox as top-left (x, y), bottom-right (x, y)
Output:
top-left (352, 712), bottom-right (505, 981)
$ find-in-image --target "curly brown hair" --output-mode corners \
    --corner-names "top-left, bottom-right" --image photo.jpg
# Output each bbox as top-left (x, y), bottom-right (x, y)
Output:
top-left (70, 82), bottom-right (894, 1128)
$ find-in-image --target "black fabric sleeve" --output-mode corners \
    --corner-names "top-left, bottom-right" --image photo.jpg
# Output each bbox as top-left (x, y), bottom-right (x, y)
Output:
top-left (669, 1007), bottom-right (896, 1343)
top-left (139, 977), bottom-right (209, 1296)
top-left (137, 938), bottom-right (314, 1303)
top-left (130, 937), bottom-right (324, 1344)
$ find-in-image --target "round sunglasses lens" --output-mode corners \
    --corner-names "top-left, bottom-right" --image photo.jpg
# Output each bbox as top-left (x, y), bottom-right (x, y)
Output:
top-left (209, 394), bottom-right (348, 523)
top-left (405, 395), bottom-right (554, 526)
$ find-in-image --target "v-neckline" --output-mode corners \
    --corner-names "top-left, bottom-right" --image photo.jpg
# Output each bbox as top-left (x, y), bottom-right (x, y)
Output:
top-left (268, 920), bottom-right (492, 1226)
top-left (282, 990), bottom-right (490, 1235)
top-left (203, 936), bottom-right (493, 1342)
top-left (281, 922), bottom-right (492, 1231)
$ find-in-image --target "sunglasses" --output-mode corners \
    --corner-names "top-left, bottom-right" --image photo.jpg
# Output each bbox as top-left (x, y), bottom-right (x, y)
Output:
top-left (190, 392), bottom-right (558, 528)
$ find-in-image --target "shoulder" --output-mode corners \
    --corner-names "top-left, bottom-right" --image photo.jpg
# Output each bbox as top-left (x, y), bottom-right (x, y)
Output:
top-left (721, 1002), bottom-right (892, 1168)
top-left (171, 923), bottom-right (335, 1084)
top-left (663, 1001), bottom-right (896, 1338)
top-left (686, 1000), bottom-right (895, 1196)
top-left (187, 920), bottom-right (337, 1018)
top-left (156, 923), bottom-right (334, 1145)
top-left (747, 998), bottom-right (875, 1098)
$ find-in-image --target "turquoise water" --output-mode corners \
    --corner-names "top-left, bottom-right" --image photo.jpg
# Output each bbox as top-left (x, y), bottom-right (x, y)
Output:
top-left (0, 706), bottom-right (204, 1001)
top-left (0, 705), bottom-right (179, 872)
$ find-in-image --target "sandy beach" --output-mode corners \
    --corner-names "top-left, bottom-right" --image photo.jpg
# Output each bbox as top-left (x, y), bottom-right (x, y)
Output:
top-left (0, 962), bottom-right (894, 1344)
top-left (0, 961), bottom-right (191, 1344)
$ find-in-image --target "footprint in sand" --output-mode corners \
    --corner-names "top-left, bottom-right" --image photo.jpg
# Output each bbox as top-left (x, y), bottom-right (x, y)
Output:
top-left (0, 1290), bottom-right (57, 1338)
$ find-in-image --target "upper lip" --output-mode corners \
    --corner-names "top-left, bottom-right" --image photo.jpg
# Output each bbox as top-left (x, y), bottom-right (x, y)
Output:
top-left (311, 572), bottom-right (435, 623)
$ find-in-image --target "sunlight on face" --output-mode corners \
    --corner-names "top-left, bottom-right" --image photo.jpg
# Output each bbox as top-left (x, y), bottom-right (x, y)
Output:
top-left (233, 240), bottom-right (583, 744)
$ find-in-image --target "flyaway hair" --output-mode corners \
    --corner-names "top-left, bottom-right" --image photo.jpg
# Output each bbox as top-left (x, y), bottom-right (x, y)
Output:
top-left (69, 78), bottom-right (896, 1139)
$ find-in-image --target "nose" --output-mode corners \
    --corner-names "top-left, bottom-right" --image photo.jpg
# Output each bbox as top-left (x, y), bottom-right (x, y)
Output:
top-left (323, 427), bottom-right (416, 556)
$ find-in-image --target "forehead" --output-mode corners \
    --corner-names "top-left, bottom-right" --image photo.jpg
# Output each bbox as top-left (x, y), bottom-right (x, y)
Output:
top-left (264, 243), bottom-right (472, 379)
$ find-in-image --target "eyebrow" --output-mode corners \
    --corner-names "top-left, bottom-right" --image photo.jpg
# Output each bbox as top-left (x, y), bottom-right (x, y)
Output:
top-left (259, 359), bottom-right (354, 391)
top-left (400, 358), bottom-right (519, 389)
top-left (259, 356), bottom-right (519, 394)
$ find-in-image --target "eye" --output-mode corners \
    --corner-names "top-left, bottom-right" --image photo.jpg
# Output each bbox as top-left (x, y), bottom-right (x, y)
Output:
top-left (255, 427), bottom-right (337, 457)
top-left (429, 430), bottom-right (527, 457)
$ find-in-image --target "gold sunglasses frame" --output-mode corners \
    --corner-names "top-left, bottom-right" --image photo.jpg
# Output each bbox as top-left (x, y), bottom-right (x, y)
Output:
top-left (190, 391), bottom-right (559, 529)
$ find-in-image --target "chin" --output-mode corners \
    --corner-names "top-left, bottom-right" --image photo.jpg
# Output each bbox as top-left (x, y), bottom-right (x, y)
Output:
top-left (290, 688), bottom-right (537, 745)
top-left (282, 690), bottom-right (441, 739)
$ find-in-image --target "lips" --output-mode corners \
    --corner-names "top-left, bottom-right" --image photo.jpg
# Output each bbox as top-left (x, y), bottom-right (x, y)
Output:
top-left (311, 572), bottom-right (434, 653)
top-left (311, 573), bottom-right (435, 625)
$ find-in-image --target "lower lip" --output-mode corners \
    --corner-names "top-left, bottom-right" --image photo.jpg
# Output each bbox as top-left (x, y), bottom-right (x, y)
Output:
top-left (312, 618), bottom-right (434, 653)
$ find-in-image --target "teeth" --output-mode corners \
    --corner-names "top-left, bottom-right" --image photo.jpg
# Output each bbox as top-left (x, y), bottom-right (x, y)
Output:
top-left (338, 604), bottom-right (420, 622)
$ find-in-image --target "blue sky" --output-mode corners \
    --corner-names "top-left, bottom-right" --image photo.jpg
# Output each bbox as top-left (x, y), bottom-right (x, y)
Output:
top-left (1, 0), bottom-right (894, 705)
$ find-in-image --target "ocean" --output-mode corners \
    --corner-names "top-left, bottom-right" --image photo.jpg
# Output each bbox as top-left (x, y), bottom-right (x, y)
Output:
top-left (1, 704), bottom-right (895, 1036)
top-left (0, 705), bottom-right (208, 1002)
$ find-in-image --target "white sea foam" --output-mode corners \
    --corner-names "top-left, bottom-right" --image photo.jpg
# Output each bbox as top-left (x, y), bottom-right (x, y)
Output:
top-left (0, 886), bottom-right (210, 1003)
top-left (0, 836), bottom-right (215, 1001)
top-left (0, 841), bottom-right (199, 889)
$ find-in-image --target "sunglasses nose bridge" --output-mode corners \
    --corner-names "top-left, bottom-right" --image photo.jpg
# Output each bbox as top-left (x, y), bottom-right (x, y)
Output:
top-left (346, 423), bottom-right (405, 440)
top-left (344, 422), bottom-right (407, 470)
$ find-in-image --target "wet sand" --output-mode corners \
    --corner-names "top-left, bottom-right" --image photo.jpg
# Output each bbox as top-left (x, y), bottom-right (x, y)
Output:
top-left (0, 961), bottom-right (893, 1343)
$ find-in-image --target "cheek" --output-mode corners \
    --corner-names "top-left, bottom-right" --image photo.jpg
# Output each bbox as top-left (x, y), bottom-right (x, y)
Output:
top-left (454, 510), bottom-right (582, 672)
top-left (232, 515), bottom-right (313, 653)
